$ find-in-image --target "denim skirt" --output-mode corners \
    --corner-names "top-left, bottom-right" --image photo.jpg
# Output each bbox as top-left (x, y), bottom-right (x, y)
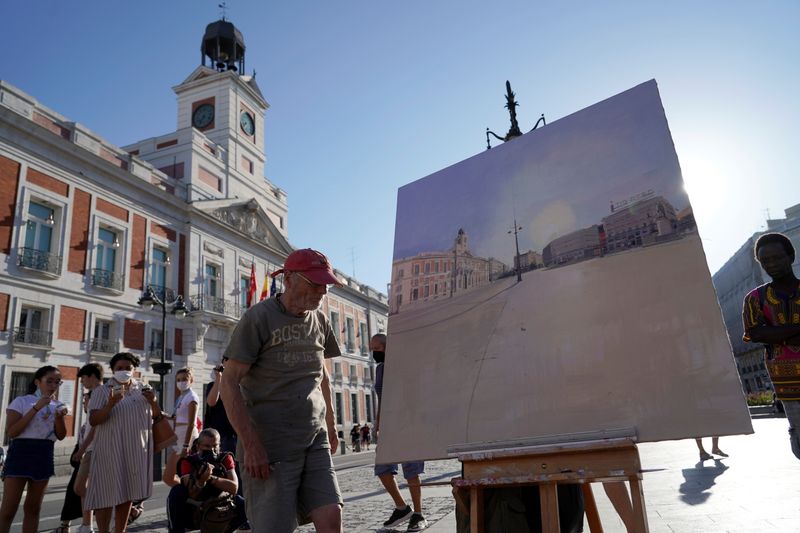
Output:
top-left (2, 438), bottom-right (55, 481)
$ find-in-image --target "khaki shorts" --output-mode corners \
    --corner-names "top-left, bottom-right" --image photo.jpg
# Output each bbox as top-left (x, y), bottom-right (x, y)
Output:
top-left (243, 438), bottom-right (342, 531)
top-left (76, 450), bottom-right (92, 479)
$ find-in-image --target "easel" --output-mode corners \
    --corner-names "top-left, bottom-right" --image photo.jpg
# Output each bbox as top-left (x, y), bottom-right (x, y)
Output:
top-left (450, 437), bottom-right (649, 533)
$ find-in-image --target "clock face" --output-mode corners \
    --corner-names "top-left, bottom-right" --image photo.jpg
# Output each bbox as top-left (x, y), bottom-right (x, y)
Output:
top-left (240, 111), bottom-right (255, 136)
top-left (192, 104), bottom-right (215, 129)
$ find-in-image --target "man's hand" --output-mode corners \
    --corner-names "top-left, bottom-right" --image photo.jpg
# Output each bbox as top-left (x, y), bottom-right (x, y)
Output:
top-left (142, 388), bottom-right (157, 407)
top-left (328, 424), bottom-right (339, 454)
top-left (108, 388), bottom-right (123, 407)
top-left (197, 462), bottom-right (212, 483)
top-left (243, 437), bottom-right (271, 480)
top-left (72, 449), bottom-right (84, 463)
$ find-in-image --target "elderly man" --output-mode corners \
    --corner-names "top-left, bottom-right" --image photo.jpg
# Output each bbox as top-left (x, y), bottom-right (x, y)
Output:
top-left (220, 249), bottom-right (343, 532)
top-left (743, 232), bottom-right (800, 460)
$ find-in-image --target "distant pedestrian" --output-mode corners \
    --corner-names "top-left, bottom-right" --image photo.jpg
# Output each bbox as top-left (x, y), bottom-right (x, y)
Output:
top-left (351, 424), bottom-right (361, 452)
top-left (694, 437), bottom-right (727, 462)
top-left (164, 368), bottom-right (199, 488)
top-left (0, 366), bottom-right (68, 533)
top-left (54, 363), bottom-right (103, 533)
top-left (361, 424), bottom-right (371, 451)
top-left (371, 334), bottom-right (427, 532)
top-left (742, 232), bottom-right (800, 460)
top-left (85, 352), bottom-right (162, 533)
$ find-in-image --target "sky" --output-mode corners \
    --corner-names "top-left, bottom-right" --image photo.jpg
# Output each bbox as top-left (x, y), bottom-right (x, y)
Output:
top-left (393, 80), bottom-right (690, 265)
top-left (1, 1), bottom-right (798, 292)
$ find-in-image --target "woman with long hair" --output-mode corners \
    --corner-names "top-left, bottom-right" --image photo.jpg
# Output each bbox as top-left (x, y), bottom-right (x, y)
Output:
top-left (0, 365), bottom-right (67, 533)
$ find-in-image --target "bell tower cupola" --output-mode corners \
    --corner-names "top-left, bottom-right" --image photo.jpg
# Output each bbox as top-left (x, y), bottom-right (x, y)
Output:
top-left (201, 19), bottom-right (246, 74)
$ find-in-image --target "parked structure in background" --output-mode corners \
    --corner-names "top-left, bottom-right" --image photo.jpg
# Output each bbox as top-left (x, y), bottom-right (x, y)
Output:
top-left (0, 18), bottom-right (387, 471)
top-left (713, 202), bottom-right (800, 394)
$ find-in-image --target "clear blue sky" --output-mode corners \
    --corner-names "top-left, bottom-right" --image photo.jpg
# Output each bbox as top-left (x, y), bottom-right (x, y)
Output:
top-left (2, 1), bottom-right (798, 292)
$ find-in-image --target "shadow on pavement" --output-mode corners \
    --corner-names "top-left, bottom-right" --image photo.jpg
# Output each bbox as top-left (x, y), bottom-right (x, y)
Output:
top-left (678, 458), bottom-right (729, 505)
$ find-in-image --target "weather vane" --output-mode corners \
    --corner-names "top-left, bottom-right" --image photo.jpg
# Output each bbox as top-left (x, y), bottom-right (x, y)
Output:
top-left (485, 81), bottom-right (547, 149)
top-left (219, 2), bottom-right (228, 21)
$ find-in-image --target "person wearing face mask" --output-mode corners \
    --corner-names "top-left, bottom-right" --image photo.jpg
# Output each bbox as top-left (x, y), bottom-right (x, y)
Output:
top-left (85, 352), bottom-right (162, 533)
top-left (164, 368), bottom-right (199, 488)
top-left (370, 334), bottom-right (428, 532)
top-left (0, 365), bottom-right (67, 533)
top-left (166, 428), bottom-right (247, 533)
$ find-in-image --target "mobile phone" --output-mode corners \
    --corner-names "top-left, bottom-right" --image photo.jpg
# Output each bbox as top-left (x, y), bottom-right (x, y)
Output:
top-left (141, 383), bottom-right (153, 393)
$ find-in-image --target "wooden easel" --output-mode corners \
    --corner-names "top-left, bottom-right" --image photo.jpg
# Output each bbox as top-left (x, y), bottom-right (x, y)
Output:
top-left (451, 438), bottom-right (649, 533)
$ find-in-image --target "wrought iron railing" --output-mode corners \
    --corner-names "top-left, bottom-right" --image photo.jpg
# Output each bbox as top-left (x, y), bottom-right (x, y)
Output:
top-left (363, 375), bottom-right (373, 386)
top-left (11, 327), bottom-right (53, 347)
top-left (346, 342), bottom-right (356, 353)
top-left (189, 295), bottom-right (241, 319)
top-left (90, 269), bottom-right (124, 291)
top-left (349, 375), bottom-right (359, 386)
top-left (333, 372), bottom-right (344, 383)
top-left (147, 285), bottom-right (175, 303)
top-left (89, 338), bottom-right (119, 354)
top-left (148, 347), bottom-right (173, 361)
top-left (17, 247), bottom-right (61, 275)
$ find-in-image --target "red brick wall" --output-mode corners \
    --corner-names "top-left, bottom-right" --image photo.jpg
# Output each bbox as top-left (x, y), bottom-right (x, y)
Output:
top-left (57, 365), bottom-right (78, 437)
top-left (33, 112), bottom-right (70, 140)
top-left (58, 306), bottom-right (86, 341)
top-left (152, 223), bottom-right (176, 242)
top-left (68, 189), bottom-right (91, 274)
top-left (0, 155), bottom-right (21, 254)
top-left (129, 214), bottom-right (146, 290)
top-left (124, 318), bottom-right (145, 350)
top-left (96, 198), bottom-right (129, 222)
top-left (174, 328), bottom-right (183, 356)
top-left (178, 233), bottom-right (186, 295)
top-left (0, 292), bottom-right (9, 331)
top-left (156, 139), bottom-right (178, 149)
top-left (27, 168), bottom-right (69, 197)
top-left (198, 167), bottom-right (221, 191)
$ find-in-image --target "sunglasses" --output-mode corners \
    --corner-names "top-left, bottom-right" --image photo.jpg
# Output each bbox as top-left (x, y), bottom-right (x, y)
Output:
top-left (295, 272), bottom-right (326, 289)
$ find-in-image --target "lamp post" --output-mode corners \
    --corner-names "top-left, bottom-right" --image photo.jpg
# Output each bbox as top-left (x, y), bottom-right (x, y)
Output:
top-left (137, 285), bottom-right (187, 409)
top-left (508, 219), bottom-right (523, 282)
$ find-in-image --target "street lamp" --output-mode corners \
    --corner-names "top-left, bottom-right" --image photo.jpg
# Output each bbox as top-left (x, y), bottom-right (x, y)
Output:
top-left (137, 285), bottom-right (187, 408)
top-left (508, 219), bottom-right (523, 282)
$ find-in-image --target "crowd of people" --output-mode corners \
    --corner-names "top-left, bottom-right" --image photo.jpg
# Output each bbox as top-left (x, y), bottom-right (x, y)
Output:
top-left (1, 237), bottom-right (796, 533)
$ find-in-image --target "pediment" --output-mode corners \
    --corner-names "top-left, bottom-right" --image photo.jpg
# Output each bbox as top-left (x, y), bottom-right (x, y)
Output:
top-left (194, 198), bottom-right (292, 255)
top-left (177, 66), bottom-right (220, 86)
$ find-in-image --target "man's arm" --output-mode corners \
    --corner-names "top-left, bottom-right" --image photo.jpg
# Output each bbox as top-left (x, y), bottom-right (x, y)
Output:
top-left (219, 359), bottom-right (271, 479)
top-left (207, 371), bottom-right (222, 407)
top-left (745, 324), bottom-right (800, 345)
top-left (320, 365), bottom-right (338, 454)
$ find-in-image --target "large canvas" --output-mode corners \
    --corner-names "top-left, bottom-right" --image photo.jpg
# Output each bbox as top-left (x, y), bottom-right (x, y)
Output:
top-left (377, 80), bottom-right (753, 464)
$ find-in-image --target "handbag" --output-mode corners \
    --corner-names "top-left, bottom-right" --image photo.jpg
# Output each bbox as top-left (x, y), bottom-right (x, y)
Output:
top-left (189, 494), bottom-right (239, 533)
top-left (153, 413), bottom-right (177, 453)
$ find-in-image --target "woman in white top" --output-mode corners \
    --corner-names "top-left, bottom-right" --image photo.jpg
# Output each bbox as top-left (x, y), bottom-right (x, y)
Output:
top-left (0, 365), bottom-right (67, 533)
top-left (164, 367), bottom-right (199, 487)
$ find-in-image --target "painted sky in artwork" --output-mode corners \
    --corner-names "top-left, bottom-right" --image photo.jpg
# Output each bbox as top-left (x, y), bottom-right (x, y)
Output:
top-left (393, 80), bottom-right (688, 266)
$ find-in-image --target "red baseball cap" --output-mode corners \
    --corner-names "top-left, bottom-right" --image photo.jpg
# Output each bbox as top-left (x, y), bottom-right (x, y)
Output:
top-left (272, 248), bottom-right (342, 286)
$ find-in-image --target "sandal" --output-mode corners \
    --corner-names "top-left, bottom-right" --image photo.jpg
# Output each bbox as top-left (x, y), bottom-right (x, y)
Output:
top-left (127, 504), bottom-right (144, 525)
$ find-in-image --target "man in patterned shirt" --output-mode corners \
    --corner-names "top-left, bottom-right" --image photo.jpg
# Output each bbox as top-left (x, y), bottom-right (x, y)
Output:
top-left (742, 232), bottom-right (800, 460)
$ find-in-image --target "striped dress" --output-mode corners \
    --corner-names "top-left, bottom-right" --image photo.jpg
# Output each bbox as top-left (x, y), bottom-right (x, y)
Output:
top-left (85, 380), bottom-right (153, 510)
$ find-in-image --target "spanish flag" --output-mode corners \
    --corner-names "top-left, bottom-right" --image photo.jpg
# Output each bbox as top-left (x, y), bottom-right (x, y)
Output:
top-left (259, 273), bottom-right (270, 301)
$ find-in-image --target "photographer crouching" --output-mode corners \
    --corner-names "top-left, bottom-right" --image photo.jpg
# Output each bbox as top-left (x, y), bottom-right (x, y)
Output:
top-left (167, 428), bottom-right (247, 533)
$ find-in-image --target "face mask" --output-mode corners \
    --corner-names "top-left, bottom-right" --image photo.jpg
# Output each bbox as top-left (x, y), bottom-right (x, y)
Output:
top-left (176, 381), bottom-right (191, 392)
top-left (114, 370), bottom-right (133, 383)
top-left (34, 388), bottom-right (43, 399)
top-left (372, 351), bottom-right (385, 364)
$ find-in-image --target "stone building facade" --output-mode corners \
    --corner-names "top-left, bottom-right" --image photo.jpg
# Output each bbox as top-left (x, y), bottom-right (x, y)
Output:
top-left (0, 20), bottom-right (387, 466)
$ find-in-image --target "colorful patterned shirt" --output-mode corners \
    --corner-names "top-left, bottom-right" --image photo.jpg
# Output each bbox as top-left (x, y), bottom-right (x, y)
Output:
top-left (742, 283), bottom-right (800, 360)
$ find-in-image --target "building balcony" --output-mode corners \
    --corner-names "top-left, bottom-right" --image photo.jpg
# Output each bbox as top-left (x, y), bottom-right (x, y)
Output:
top-left (333, 371), bottom-right (344, 384)
top-left (348, 375), bottom-right (359, 387)
top-left (189, 294), bottom-right (241, 319)
top-left (90, 269), bottom-right (125, 292)
top-left (89, 337), bottom-right (119, 355)
top-left (17, 247), bottom-right (62, 276)
top-left (363, 375), bottom-right (373, 386)
top-left (345, 342), bottom-right (356, 353)
top-left (148, 347), bottom-right (173, 362)
top-left (11, 327), bottom-right (53, 348)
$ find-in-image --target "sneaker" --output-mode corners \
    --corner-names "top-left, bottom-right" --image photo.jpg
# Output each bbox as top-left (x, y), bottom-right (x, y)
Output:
top-left (383, 505), bottom-right (413, 528)
top-left (407, 513), bottom-right (428, 532)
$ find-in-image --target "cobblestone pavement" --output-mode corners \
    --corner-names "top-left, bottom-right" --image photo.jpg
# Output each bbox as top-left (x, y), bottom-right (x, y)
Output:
top-left (298, 459), bottom-right (461, 532)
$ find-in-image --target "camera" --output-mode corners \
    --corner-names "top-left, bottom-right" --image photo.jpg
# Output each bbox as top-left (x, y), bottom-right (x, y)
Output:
top-left (215, 365), bottom-right (224, 373)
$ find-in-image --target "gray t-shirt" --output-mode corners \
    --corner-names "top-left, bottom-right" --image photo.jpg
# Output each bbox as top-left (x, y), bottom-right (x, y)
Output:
top-left (223, 296), bottom-right (341, 459)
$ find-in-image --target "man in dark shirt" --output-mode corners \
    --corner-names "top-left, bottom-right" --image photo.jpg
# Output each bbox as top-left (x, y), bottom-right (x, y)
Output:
top-left (205, 363), bottom-right (237, 454)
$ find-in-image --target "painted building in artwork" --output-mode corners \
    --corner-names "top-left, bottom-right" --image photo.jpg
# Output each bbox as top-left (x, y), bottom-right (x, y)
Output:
top-left (389, 228), bottom-right (504, 314)
top-left (513, 250), bottom-right (543, 272)
top-left (0, 19), bottom-right (387, 469)
top-left (601, 191), bottom-right (687, 253)
top-left (542, 226), bottom-right (603, 267)
top-left (712, 202), bottom-right (800, 394)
